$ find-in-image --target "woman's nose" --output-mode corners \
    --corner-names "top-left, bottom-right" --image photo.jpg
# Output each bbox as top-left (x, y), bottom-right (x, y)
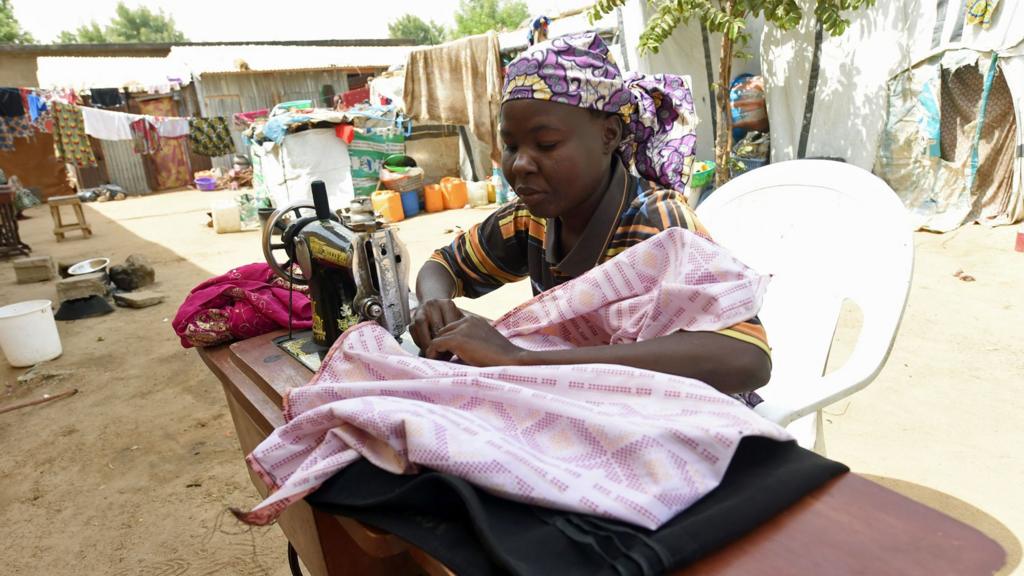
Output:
top-left (510, 149), bottom-right (538, 178)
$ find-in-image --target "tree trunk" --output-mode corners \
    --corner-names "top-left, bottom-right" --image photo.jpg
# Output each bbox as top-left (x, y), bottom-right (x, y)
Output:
top-left (715, 2), bottom-right (736, 187)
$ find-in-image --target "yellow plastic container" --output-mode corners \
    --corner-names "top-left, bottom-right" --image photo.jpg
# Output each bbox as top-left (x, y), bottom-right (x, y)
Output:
top-left (486, 182), bottom-right (497, 203)
top-left (441, 177), bottom-right (468, 210)
top-left (372, 189), bottom-right (405, 223)
top-left (424, 184), bottom-right (444, 213)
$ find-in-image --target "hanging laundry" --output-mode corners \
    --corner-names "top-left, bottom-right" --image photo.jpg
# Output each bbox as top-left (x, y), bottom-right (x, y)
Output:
top-left (5, 114), bottom-right (34, 140)
top-left (0, 88), bottom-right (25, 117)
top-left (89, 88), bottom-right (124, 109)
top-left (130, 118), bottom-right (161, 155)
top-left (966, 0), bottom-right (1000, 28)
top-left (0, 118), bottom-right (14, 152)
top-left (27, 92), bottom-right (47, 122)
top-left (51, 102), bottom-right (97, 167)
top-left (152, 116), bottom-right (190, 138)
top-left (81, 106), bottom-right (137, 140)
top-left (232, 108), bottom-right (269, 129)
top-left (188, 117), bottom-right (234, 156)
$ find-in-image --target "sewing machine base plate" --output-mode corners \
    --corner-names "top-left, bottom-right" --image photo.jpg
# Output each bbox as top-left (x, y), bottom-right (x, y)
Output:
top-left (274, 330), bottom-right (326, 372)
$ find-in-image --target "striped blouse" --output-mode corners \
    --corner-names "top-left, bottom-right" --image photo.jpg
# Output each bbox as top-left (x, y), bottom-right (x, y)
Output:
top-left (430, 160), bottom-right (770, 356)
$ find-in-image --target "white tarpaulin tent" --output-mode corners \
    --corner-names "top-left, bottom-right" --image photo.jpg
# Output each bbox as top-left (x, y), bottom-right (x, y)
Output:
top-left (617, 0), bottom-right (1022, 230)
top-left (252, 128), bottom-right (355, 211)
top-left (759, 0), bottom-right (1023, 230)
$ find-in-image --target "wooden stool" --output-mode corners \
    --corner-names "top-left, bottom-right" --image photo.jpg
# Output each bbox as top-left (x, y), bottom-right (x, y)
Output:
top-left (49, 194), bottom-right (92, 242)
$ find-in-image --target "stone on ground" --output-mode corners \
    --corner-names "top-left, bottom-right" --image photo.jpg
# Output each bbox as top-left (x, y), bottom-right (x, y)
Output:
top-left (109, 254), bottom-right (156, 291)
top-left (113, 290), bottom-right (165, 309)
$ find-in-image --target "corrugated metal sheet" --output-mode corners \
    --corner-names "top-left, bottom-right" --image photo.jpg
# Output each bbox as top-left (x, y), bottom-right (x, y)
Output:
top-left (194, 70), bottom-right (353, 170)
top-left (100, 140), bottom-right (150, 195)
top-left (169, 45), bottom-right (412, 75)
top-left (36, 57), bottom-right (190, 91)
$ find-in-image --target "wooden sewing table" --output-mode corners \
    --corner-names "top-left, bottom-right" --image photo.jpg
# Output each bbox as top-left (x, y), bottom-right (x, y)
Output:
top-left (199, 330), bottom-right (1006, 576)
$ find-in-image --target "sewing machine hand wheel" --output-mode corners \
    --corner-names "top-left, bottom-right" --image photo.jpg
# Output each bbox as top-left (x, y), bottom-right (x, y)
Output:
top-left (261, 201), bottom-right (318, 286)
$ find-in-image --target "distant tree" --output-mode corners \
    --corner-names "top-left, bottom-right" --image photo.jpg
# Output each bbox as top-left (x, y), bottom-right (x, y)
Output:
top-left (58, 1), bottom-right (188, 43)
top-left (0, 0), bottom-right (35, 44)
top-left (453, 0), bottom-right (529, 37)
top-left (389, 14), bottom-right (446, 45)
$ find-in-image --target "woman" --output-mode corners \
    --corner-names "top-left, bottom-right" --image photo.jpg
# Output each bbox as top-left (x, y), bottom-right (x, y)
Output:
top-left (412, 32), bottom-right (770, 397)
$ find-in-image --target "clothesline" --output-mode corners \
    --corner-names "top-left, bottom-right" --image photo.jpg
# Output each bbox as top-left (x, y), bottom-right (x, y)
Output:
top-left (0, 85), bottom-right (236, 160)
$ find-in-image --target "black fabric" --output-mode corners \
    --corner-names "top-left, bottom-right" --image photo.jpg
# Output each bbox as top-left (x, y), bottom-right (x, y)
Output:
top-left (89, 88), bottom-right (124, 109)
top-left (0, 88), bottom-right (25, 117)
top-left (308, 436), bottom-right (849, 576)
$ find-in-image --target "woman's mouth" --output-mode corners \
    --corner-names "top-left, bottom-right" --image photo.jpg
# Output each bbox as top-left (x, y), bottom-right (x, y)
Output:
top-left (515, 186), bottom-right (543, 199)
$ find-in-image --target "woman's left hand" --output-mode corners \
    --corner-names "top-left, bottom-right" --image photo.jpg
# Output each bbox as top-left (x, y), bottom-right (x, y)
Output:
top-left (424, 316), bottom-right (526, 367)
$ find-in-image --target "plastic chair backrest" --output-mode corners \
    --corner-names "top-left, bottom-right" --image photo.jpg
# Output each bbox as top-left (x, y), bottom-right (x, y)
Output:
top-left (695, 160), bottom-right (914, 422)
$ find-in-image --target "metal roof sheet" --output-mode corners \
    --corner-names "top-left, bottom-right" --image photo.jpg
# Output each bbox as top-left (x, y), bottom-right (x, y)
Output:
top-left (35, 56), bottom-right (191, 91)
top-left (169, 45), bottom-right (415, 75)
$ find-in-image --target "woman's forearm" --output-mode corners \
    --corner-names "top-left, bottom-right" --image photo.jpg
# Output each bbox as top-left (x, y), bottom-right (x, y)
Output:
top-left (515, 331), bottom-right (771, 395)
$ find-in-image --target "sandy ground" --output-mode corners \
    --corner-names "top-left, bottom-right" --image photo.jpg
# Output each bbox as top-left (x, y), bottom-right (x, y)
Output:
top-left (0, 189), bottom-right (1020, 575)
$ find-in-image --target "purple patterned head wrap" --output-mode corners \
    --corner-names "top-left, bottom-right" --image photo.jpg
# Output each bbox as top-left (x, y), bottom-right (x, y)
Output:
top-left (502, 31), bottom-right (698, 191)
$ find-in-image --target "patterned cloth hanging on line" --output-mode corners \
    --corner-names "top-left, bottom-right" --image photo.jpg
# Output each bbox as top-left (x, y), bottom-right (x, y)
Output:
top-left (0, 118), bottom-right (14, 151)
top-left (966, 0), bottom-right (1000, 28)
top-left (51, 102), bottom-right (97, 167)
top-left (131, 118), bottom-right (161, 155)
top-left (189, 117), bottom-right (234, 157)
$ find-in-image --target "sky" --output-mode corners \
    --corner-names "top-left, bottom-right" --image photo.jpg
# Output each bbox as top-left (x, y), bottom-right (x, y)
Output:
top-left (10, 0), bottom-right (589, 43)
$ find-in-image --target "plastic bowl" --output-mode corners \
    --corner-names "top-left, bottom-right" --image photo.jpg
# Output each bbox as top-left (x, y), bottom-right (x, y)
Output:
top-left (195, 177), bottom-right (218, 191)
top-left (690, 161), bottom-right (717, 188)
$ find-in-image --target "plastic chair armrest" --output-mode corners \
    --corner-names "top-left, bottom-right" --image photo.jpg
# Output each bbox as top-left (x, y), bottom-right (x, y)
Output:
top-left (753, 363), bottom-right (876, 426)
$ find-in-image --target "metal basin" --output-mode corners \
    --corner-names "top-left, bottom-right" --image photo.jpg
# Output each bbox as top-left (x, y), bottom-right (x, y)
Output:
top-left (67, 257), bottom-right (110, 276)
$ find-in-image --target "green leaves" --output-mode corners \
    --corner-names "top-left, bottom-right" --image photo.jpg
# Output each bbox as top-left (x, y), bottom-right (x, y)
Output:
top-left (609, 0), bottom-right (875, 54)
top-left (57, 1), bottom-right (187, 43)
top-left (389, 14), bottom-right (447, 45)
top-left (0, 0), bottom-right (34, 44)
top-left (453, 0), bottom-right (530, 38)
top-left (815, 0), bottom-right (876, 36)
top-left (588, 0), bottom-right (629, 23)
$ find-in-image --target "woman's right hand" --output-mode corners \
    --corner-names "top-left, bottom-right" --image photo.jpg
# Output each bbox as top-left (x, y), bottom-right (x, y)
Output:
top-left (411, 298), bottom-right (465, 358)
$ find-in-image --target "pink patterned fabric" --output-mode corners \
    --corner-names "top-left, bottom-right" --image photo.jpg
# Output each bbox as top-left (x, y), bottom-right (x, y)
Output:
top-left (237, 229), bottom-right (789, 528)
top-left (173, 263), bottom-right (312, 348)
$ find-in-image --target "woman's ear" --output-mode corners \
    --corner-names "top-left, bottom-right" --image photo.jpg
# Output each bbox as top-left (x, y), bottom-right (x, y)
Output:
top-left (602, 114), bottom-right (623, 154)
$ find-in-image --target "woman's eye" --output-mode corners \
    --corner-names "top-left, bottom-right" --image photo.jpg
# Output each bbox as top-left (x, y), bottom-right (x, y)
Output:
top-left (537, 141), bottom-right (559, 151)
top-left (503, 143), bottom-right (518, 154)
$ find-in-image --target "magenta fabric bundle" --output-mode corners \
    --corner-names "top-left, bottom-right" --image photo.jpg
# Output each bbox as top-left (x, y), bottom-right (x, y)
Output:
top-left (173, 262), bottom-right (312, 348)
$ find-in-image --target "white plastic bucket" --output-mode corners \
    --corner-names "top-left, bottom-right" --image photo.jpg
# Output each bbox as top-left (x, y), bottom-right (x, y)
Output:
top-left (0, 300), bottom-right (63, 367)
top-left (212, 200), bottom-right (241, 234)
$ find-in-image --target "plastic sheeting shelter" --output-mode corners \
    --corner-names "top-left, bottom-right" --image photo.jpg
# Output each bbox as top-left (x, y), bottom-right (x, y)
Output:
top-left (617, 0), bottom-right (1022, 230)
top-left (252, 128), bottom-right (355, 211)
top-left (875, 48), bottom-right (1022, 230)
top-left (759, 0), bottom-right (1023, 230)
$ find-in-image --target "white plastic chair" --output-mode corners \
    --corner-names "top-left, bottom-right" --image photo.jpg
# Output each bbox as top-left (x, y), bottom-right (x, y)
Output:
top-left (695, 160), bottom-right (914, 452)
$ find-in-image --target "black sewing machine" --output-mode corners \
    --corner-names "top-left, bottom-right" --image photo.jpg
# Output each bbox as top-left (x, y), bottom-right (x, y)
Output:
top-left (261, 181), bottom-right (412, 371)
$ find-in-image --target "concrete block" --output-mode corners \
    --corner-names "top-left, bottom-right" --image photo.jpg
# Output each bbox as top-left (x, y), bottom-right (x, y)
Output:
top-left (13, 256), bottom-right (55, 284)
top-left (56, 272), bottom-right (109, 303)
top-left (113, 290), bottom-right (165, 309)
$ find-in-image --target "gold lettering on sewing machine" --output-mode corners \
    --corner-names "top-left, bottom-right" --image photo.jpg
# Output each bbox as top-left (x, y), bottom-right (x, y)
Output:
top-left (311, 302), bottom-right (326, 341)
top-left (309, 236), bottom-right (350, 267)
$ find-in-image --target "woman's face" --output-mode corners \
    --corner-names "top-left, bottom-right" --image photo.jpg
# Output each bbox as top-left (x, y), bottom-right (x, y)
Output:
top-left (499, 99), bottom-right (617, 219)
